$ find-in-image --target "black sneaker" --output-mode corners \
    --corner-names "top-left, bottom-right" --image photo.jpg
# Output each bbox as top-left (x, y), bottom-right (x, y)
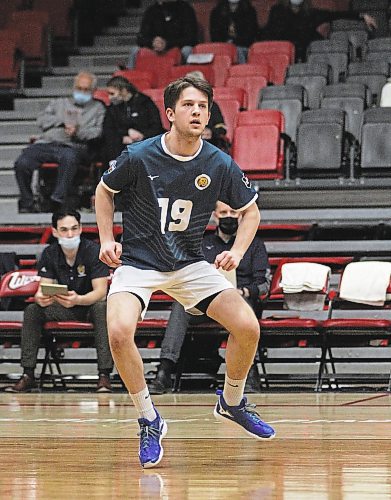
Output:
top-left (148, 367), bottom-right (172, 395)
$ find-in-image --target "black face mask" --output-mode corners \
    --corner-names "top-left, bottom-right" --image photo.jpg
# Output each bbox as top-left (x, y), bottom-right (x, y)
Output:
top-left (218, 216), bottom-right (239, 235)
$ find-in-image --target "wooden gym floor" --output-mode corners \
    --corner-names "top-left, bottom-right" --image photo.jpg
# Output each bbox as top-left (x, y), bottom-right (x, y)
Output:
top-left (0, 392), bottom-right (390, 499)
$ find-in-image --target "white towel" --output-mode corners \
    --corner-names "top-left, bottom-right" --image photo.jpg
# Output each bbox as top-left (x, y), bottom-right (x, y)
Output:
top-left (339, 261), bottom-right (391, 306)
top-left (280, 263), bottom-right (331, 294)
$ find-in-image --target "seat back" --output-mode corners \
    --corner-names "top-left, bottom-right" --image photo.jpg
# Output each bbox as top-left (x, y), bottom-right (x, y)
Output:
top-left (285, 63), bottom-right (329, 108)
top-left (346, 62), bottom-right (389, 105)
top-left (320, 83), bottom-right (367, 141)
top-left (259, 84), bottom-right (305, 142)
top-left (213, 86), bottom-right (247, 108)
top-left (246, 51), bottom-right (290, 85)
top-left (193, 42), bottom-right (237, 64)
top-left (248, 41), bottom-right (293, 85)
top-left (228, 62), bottom-right (270, 81)
top-left (0, 269), bottom-right (39, 309)
top-left (295, 109), bottom-right (347, 176)
top-left (142, 88), bottom-right (170, 130)
top-left (213, 99), bottom-right (240, 142)
top-left (330, 19), bottom-right (368, 61)
top-left (232, 125), bottom-right (283, 179)
top-left (235, 108), bottom-right (284, 129)
top-left (248, 41), bottom-right (295, 63)
top-left (226, 75), bottom-right (268, 110)
top-left (112, 69), bottom-right (154, 90)
top-left (232, 109), bottom-right (285, 179)
top-left (360, 107), bottom-right (391, 173)
top-left (34, 0), bottom-right (73, 38)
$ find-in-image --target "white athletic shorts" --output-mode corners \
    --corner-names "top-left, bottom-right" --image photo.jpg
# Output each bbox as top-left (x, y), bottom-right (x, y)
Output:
top-left (108, 261), bottom-right (234, 318)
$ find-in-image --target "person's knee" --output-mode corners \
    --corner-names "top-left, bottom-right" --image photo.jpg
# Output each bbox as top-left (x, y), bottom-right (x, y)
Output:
top-left (23, 303), bottom-right (43, 322)
top-left (59, 148), bottom-right (80, 168)
top-left (14, 152), bottom-right (31, 172)
top-left (108, 321), bottom-right (135, 352)
top-left (238, 316), bottom-right (260, 345)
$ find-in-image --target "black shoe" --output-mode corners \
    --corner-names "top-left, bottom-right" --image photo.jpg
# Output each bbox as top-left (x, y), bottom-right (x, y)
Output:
top-left (244, 364), bottom-right (261, 394)
top-left (148, 367), bottom-right (172, 395)
top-left (18, 203), bottom-right (40, 214)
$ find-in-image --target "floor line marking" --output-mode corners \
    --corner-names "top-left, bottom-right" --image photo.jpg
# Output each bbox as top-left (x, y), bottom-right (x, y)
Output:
top-left (342, 394), bottom-right (390, 406)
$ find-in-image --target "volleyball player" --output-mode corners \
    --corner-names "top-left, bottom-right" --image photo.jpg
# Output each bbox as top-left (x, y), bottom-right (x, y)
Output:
top-left (95, 75), bottom-right (275, 469)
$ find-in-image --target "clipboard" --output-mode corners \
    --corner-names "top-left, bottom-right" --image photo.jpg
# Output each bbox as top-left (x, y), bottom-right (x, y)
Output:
top-left (41, 283), bottom-right (69, 296)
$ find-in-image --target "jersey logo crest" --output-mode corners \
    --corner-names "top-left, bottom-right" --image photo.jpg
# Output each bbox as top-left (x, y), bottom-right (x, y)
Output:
top-left (77, 264), bottom-right (86, 277)
top-left (195, 174), bottom-right (211, 190)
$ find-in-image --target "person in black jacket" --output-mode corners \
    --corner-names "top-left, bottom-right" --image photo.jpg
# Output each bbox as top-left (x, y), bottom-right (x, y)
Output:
top-left (127, 0), bottom-right (198, 67)
top-left (262, 0), bottom-right (377, 62)
top-left (102, 76), bottom-right (164, 164)
top-left (148, 201), bottom-right (271, 395)
top-left (210, 0), bottom-right (259, 64)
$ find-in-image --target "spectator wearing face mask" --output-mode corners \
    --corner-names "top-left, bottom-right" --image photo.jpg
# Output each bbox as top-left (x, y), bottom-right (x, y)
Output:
top-left (14, 72), bottom-right (106, 213)
top-left (148, 201), bottom-right (271, 395)
top-left (5, 209), bottom-right (114, 393)
top-left (210, 0), bottom-right (259, 64)
top-left (102, 76), bottom-right (164, 166)
top-left (262, 0), bottom-right (377, 62)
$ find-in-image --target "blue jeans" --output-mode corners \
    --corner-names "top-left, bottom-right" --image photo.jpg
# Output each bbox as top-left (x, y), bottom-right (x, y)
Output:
top-left (14, 142), bottom-right (89, 208)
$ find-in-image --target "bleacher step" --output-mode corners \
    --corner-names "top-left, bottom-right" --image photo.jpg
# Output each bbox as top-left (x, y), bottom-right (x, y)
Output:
top-left (93, 34), bottom-right (137, 46)
top-left (0, 171), bottom-right (19, 196)
top-left (78, 46), bottom-right (130, 55)
top-left (51, 66), bottom-right (117, 76)
top-left (68, 53), bottom-right (129, 67)
top-left (41, 75), bottom-right (111, 91)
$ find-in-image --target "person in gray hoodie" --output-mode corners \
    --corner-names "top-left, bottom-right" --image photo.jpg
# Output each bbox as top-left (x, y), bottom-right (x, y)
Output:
top-left (14, 71), bottom-right (106, 213)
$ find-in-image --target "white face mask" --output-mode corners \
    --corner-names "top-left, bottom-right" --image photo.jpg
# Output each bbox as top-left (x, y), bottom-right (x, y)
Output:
top-left (290, 0), bottom-right (304, 5)
top-left (58, 235), bottom-right (81, 250)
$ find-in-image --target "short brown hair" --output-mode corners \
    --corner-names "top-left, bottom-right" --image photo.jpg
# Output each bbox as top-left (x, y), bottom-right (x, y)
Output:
top-left (164, 76), bottom-right (213, 112)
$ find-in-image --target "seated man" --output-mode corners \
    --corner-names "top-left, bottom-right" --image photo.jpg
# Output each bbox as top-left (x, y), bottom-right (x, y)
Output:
top-left (149, 201), bottom-right (271, 394)
top-left (5, 209), bottom-right (114, 393)
top-left (14, 71), bottom-right (106, 213)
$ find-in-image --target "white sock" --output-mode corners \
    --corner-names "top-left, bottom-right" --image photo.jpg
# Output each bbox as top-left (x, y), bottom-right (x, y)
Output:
top-left (130, 386), bottom-right (157, 422)
top-left (223, 375), bottom-right (246, 407)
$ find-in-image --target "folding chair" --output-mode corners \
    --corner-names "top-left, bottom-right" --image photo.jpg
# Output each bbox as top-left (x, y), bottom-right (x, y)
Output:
top-left (259, 260), bottom-right (332, 390)
top-left (321, 261), bottom-right (391, 391)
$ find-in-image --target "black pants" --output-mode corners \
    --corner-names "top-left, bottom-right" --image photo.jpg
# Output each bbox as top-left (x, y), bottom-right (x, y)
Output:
top-left (20, 302), bottom-right (113, 374)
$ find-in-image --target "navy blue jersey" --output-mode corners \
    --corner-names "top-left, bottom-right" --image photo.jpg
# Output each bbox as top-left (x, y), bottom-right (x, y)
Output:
top-left (101, 134), bottom-right (258, 272)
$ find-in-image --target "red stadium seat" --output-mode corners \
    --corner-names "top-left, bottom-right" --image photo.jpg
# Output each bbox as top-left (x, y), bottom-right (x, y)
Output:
top-left (142, 88), bottom-right (170, 130)
top-left (193, 42), bottom-right (237, 64)
top-left (213, 86), bottom-right (247, 109)
top-left (225, 75), bottom-right (268, 110)
top-left (213, 98), bottom-right (240, 142)
top-left (112, 69), bottom-right (154, 90)
top-left (248, 41), bottom-right (294, 84)
top-left (228, 62), bottom-right (271, 81)
top-left (232, 109), bottom-right (285, 179)
top-left (135, 48), bottom-right (180, 88)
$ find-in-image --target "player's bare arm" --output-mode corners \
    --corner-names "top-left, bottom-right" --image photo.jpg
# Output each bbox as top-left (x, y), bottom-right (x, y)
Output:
top-left (214, 202), bottom-right (260, 271)
top-left (95, 182), bottom-right (122, 268)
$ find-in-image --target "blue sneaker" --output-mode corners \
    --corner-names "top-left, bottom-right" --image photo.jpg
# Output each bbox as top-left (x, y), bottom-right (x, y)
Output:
top-left (137, 411), bottom-right (168, 468)
top-left (214, 390), bottom-right (275, 440)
